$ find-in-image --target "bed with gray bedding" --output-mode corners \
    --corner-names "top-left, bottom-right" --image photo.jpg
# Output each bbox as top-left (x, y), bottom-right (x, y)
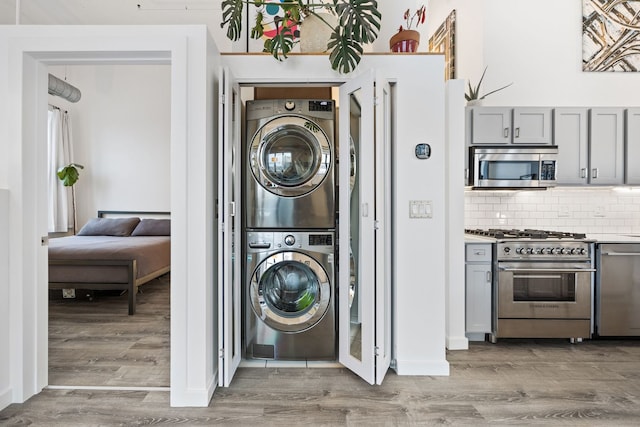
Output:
top-left (48, 211), bottom-right (171, 315)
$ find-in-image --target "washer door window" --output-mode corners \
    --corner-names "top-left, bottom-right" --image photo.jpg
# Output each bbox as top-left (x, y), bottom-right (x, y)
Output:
top-left (250, 115), bottom-right (331, 197)
top-left (250, 252), bottom-right (331, 333)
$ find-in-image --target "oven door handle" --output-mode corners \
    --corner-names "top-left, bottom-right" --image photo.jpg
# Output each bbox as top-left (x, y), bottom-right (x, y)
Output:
top-left (499, 267), bottom-right (597, 273)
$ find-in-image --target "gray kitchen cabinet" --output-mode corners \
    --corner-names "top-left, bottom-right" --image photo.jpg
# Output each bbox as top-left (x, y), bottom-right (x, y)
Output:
top-left (470, 107), bottom-right (552, 145)
top-left (465, 242), bottom-right (493, 341)
top-left (554, 108), bottom-right (589, 185)
top-left (625, 108), bottom-right (640, 185)
top-left (589, 108), bottom-right (624, 185)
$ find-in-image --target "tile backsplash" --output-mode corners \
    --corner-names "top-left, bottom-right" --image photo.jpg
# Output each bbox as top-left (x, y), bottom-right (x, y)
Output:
top-left (464, 187), bottom-right (640, 234)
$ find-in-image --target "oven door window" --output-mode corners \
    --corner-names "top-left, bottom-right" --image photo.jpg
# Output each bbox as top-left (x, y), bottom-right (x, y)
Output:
top-left (513, 273), bottom-right (576, 302)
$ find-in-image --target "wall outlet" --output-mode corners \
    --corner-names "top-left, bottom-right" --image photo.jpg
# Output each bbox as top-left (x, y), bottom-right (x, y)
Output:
top-left (62, 288), bottom-right (76, 299)
top-left (594, 205), bottom-right (606, 217)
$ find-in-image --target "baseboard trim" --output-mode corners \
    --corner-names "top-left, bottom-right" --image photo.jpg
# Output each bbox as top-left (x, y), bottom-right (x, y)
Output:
top-left (394, 359), bottom-right (450, 376)
top-left (0, 386), bottom-right (12, 411)
top-left (46, 385), bottom-right (170, 392)
top-left (446, 335), bottom-right (469, 350)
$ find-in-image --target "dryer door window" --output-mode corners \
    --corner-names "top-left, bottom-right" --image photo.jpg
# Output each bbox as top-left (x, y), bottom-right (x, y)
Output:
top-left (250, 252), bottom-right (331, 333)
top-left (250, 116), bottom-right (331, 197)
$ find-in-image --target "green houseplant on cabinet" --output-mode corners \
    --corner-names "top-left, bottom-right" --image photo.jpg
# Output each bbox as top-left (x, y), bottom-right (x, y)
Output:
top-left (221, 0), bottom-right (382, 74)
top-left (57, 162), bottom-right (84, 234)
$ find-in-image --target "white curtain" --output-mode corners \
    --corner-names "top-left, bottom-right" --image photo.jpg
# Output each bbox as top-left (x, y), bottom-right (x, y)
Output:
top-left (47, 107), bottom-right (73, 233)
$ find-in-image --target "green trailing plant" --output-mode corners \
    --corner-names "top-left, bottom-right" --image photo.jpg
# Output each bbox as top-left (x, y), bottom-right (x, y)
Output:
top-left (221, 0), bottom-right (382, 74)
top-left (57, 163), bottom-right (84, 234)
top-left (465, 66), bottom-right (513, 101)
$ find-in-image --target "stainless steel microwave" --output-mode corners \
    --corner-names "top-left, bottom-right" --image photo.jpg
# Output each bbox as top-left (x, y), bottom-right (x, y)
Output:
top-left (470, 146), bottom-right (558, 189)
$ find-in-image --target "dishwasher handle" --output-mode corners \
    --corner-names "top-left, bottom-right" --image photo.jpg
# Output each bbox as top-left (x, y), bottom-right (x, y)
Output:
top-left (601, 252), bottom-right (640, 256)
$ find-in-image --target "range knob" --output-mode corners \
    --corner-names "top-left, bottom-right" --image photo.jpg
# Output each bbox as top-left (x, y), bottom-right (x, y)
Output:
top-left (578, 248), bottom-right (587, 255)
top-left (503, 246), bottom-right (511, 254)
top-left (516, 247), bottom-right (525, 254)
top-left (556, 247), bottom-right (563, 254)
top-left (526, 248), bottom-right (534, 255)
top-left (536, 248), bottom-right (544, 255)
top-left (284, 235), bottom-right (296, 246)
top-left (569, 248), bottom-right (577, 255)
top-left (545, 248), bottom-right (554, 254)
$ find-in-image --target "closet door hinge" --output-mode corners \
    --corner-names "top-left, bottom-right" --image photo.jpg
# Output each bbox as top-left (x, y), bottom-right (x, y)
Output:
top-left (219, 348), bottom-right (225, 359)
top-left (220, 94), bottom-right (226, 105)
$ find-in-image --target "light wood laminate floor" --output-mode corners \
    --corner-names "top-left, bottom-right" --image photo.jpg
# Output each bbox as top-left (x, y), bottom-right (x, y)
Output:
top-left (3, 280), bottom-right (640, 425)
top-left (48, 273), bottom-right (171, 387)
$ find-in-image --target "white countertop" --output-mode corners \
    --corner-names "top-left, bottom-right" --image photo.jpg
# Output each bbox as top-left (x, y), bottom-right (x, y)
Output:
top-left (464, 234), bottom-right (496, 243)
top-left (586, 234), bottom-right (640, 244)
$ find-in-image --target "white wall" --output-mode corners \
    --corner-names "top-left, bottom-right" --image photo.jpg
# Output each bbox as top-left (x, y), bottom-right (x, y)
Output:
top-left (465, 187), bottom-right (640, 234)
top-left (48, 64), bottom-right (171, 227)
top-left (0, 189), bottom-right (10, 409)
top-left (428, 0), bottom-right (640, 106)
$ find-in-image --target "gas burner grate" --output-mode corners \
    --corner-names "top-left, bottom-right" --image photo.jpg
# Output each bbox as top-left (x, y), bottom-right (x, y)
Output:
top-left (465, 228), bottom-right (587, 240)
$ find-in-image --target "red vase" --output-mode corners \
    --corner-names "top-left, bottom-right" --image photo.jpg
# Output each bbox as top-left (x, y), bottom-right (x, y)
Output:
top-left (389, 30), bottom-right (420, 53)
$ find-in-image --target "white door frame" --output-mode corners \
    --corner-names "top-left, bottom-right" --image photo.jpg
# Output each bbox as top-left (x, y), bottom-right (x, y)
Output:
top-left (1, 25), bottom-right (216, 407)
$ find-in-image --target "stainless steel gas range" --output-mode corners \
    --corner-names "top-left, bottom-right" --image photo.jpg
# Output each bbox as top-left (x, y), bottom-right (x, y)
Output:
top-left (465, 229), bottom-right (596, 343)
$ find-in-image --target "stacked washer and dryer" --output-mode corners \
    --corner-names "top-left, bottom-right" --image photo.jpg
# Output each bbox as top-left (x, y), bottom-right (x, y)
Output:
top-left (244, 99), bottom-right (337, 360)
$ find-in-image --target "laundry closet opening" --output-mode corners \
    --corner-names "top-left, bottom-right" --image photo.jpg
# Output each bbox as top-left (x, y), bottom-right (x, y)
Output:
top-left (238, 85), bottom-right (346, 366)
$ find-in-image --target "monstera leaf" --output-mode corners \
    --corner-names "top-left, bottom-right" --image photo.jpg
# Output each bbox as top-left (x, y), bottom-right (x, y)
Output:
top-left (220, 0), bottom-right (381, 74)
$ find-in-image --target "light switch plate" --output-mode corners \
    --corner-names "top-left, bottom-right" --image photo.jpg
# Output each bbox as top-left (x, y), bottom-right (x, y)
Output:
top-left (409, 200), bottom-right (432, 218)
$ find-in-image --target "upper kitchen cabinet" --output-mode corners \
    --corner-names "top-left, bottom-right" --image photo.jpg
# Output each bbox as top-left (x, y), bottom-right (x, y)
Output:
top-left (554, 108), bottom-right (589, 185)
top-left (625, 108), bottom-right (640, 185)
top-left (469, 107), bottom-right (553, 145)
top-left (589, 108), bottom-right (624, 185)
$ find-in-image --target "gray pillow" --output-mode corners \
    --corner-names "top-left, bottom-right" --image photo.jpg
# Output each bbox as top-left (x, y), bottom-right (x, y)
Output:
top-left (77, 217), bottom-right (141, 236)
top-left (131, 218), bottom-right (171, 236)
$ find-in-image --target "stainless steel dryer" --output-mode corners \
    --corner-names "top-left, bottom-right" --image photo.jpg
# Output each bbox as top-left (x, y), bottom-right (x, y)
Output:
top-left (245, 230), bottom-right (335, 360)
top-left (245, 99), bottom-right (335, 229)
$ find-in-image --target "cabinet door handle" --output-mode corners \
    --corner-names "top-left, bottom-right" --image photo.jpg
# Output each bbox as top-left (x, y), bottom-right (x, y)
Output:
top-left (503, 128), bottom-right (509, 138)
top-left (486, 271), bottom-right (492, 283)
top-left (580, 168), bottom-right (587, 178)
top-left (514, 127), bottom-right (520, 138)
top-left (592, 168), bottom-right (599, 179)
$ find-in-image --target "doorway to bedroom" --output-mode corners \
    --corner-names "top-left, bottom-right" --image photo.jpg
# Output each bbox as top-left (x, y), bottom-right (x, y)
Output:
top-left (46, 63), bottom-right (172, 389)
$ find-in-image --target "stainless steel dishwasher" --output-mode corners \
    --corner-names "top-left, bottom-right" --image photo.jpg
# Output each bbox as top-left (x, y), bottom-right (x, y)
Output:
top-left (596, 243), bottom-right (640, 336)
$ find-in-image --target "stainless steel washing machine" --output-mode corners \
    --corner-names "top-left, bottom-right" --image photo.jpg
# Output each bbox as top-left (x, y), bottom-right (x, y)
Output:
top-left (245, 230), bottom-right (335, 360)
top-left (245, 99), bottom-right (335, 229)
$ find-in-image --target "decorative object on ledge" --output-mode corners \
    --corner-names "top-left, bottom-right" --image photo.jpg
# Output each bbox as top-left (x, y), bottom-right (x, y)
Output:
top-left (428, 9), bottom-right (456, 80)
top-left (221, 0), bottom-right (381, 74)
top-left (465, 66), bottom-right (513, 105)
top-left (389, 4), bottom-right (426, 53)
top-left (582, 0), bottom-right (640, 71)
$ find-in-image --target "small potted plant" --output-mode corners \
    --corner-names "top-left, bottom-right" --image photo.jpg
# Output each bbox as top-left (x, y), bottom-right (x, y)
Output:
top-left (57, 162), bottom-right (84, 234)
top-left (389, 5), bottom-right (426, 53)
top-left (466, 66), bottom-right (513, 105)
top-left (221, 0), bottom-right (382, 74)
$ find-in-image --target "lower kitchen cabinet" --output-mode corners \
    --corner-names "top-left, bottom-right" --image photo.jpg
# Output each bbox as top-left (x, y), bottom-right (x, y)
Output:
top-left (465, 242), bottom-right (493, 341)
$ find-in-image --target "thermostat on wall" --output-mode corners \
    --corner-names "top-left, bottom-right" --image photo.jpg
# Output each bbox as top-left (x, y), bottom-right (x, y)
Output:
top-left (415, 143), bottom-right (431, 159)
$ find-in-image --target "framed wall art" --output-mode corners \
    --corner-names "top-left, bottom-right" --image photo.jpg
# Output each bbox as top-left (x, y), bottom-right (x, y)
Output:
top-left (428, 9), bottom-right (456, 80)
top-left (583, 0), bottom-right (640, 71)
